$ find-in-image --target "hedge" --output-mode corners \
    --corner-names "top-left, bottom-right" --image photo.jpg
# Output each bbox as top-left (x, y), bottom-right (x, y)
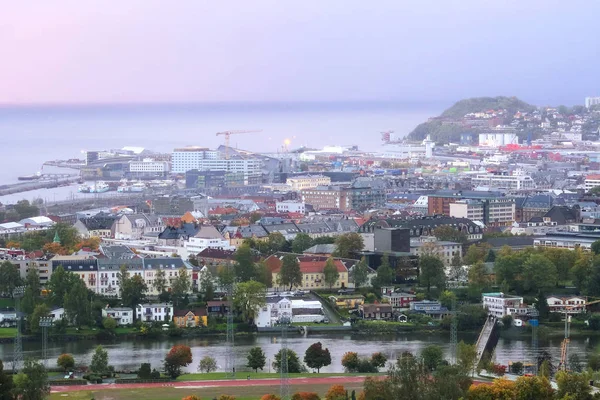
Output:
top-left (49, 379), bottom-right (88, 386)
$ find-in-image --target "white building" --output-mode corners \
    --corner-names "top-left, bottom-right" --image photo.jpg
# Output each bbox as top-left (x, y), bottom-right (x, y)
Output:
top-left (546, 295), bottom-right (586, 315)
top-left (472, 172), bottom-right (535, 190)
top-left (19, 216), bottom-right (55, 228)
top-left (255, 297), bottom-right (325, 328)
top-left (136, 303), bottom-right (174, 322)
top-left (410, 237), bottom-right (462, 266)
top-left (183, 226), bottom-right (234, 258)
top-left (585, 175), bottom-right (600, 191)
top-left (49, 307), bottom-right (66, 323)
top-left (585, 97), bottom-right (600, 109)
top-left (171, 147), bottom-right (263, 184)
top-left (482, 292), bottom-right (524, 318)
top-left (102, 307), bottom-right (134, 325)
top-left (478, 133), bottom-right (518, 147)
top-left (286, 175), bottom-right (331, 191)
top-left (129, 159), bottom-right (171, 175)
top-left (449, 200), bottom-right (484, 221)
top-left (276, 201), bottom-right (306, 214)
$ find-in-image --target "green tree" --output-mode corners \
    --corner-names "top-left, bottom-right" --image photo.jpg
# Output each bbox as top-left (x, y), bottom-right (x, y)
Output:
top-left (12, 359), bottom-right (49, 400)
top-left (386, 354), bottom-right (427, 400)
top-left (439, 290), bottom-right (457, 310)
top-left (419, 255), bottom-right (446, 295)
top-left (21, 268), bottom-right (41, 316)
top-left (278, 254), bottom-right (302, 290)
top-left (433, 225), bottom-right (467, 244)
top-left (64, 278), bottom-right (91, 327)
top-left (273, 349), bottom-right (304, 373)
top-left (304, 342), bottom-right (332, 373)
top-left (102, 317), bottom-right (117, 330)
top-left (268, 232), bottom-right (288, 254)
top-left (463, 243), bottom-right (491, 265)
top-left (171, 268), bottom-right (191, 308)
top-left (233, 281), bottom-right (267, 323)
top-left (585, 257), bottom-right (600, 297)
top-left (426, 365), bottom-right (471, 400)
top-left (421, 345), bottom-right (444, 371)
top-left (56, 354), bottom-right (75, 372)
top-left (234, 243), bottom-right (258, 281)
top-left (341, 352), bottom-right (360, 373)
top-left (457, 341), bottom-right (477, 376)
top-left (468, 261), bottom-right (489, 289)
top-left (493, 247), bottom-right (525, 290)
top-left (370, 352), bottom-right (387, 370)
top-left (90, 345), bottom-right (109, 374)
top-left (450, 252), bottom-right (463, 280)
top-left (572, 251), bottom-right (593, 293)
top-left (47, 265), bottom-right (76, 307)
top-left (352, 257), bottom-right (370, 288)
top-left (0, 360), bottom-right (14, 400)
top-left (197, 356), bottom-right (217, 373)
top-left (0, 260), bottom-right (21, 298)
top-left (29, 303), bottom-right (50, 334)
top-left (217, 265), bottom-right (236, 288)
top-left (323, 258), bottom-right (340, 289)
top-left (138, 363), bottom-right (151, 379)
top-left (334, 233), bottom-right (364, 259)
top-left (119, 266), bottom-right (148, 312)
top-left (247, 346), bottom-right (266, 372)
top-left (292, 233), bottom-right (314, 253)
top-left (484, 249), bottom-right (496, 263)
top-left (14, 200), bottom-right (39, 220)
top-left (375, 255), bottom-right (394, 287)
top-left (255, 260), bottom-right (273, 288)
top-left (153, 269), bottom-right (168, 295)
top-left (522, 254), bottom-right (557, 292)
top-left (514, 376), bottom-right (554, 400)
top-left (592, 240), bottom-right (600, 255)
top-left (543, 248), bottom-right (576, 284)
top-left (535, 292), bottom-right (550, 321)
top-left (555, 371), bottom-right (593, 400)
top-left (164, 345), bottom-right (193, 379)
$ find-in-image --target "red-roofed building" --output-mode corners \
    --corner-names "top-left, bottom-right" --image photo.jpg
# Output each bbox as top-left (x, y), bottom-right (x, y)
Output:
top-left (585, 175), bottom-right (600, 192)
top-left (270, 256), bottom-right (348, 291)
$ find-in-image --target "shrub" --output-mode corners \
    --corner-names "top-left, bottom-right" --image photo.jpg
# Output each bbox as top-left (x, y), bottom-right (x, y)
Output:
top-left (138, 363), bottom-right (152, 379)
top-left (291, 392), bottom-right (321, 400)
top-left (510, 362), bottom-right (523, 375)
top-left (150, 369), bottom-right (161, 379)
top-left (260, 395), bottom-right (281, 400)
top-left (57, 353), bottom-right (75, 372)
top-left (490, 363), bottom-right (506, 376)
top-left (182, 396), bottom-right (201, 400)
top-left (341, 352), bottom-right (359, 372)
top-left (325, 385), bottom-right (346, 400)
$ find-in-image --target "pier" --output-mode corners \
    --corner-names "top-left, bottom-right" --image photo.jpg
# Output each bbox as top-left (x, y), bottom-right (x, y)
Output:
top-left (0, 175), bottom-right (81, 196)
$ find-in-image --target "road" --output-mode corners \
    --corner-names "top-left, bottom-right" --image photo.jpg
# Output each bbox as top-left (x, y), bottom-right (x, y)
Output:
top-left (51, 376), bottom-right (367, 393)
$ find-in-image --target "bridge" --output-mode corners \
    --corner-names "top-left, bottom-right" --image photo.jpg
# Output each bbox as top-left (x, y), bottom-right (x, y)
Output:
top-left (475, 316), bottom-right (497, 365)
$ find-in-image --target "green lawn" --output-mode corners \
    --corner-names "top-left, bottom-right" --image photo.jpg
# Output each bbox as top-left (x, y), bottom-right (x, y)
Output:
top-left (64, 327), bottom-right (98, 336)
top-left (49, 380), bottom-right (365, 400)
top-left (114, 327), bottom-right (137, 334)
top-left (290, 322), bottom-right (342, 327)
top-left (0, 327), bottom-right (16, 338)
top-left (177, 372), bottom-right (378, 381)
top-left (0, 298), bottom-right (15, 308)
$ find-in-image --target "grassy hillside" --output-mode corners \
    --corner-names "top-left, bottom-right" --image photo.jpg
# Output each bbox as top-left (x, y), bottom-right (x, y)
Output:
top-left (407, 96), bottom-right (536, 143)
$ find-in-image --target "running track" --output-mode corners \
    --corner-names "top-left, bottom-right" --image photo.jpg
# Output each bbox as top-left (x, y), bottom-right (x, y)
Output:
top-left (51, 376), bottom-right (367, 393)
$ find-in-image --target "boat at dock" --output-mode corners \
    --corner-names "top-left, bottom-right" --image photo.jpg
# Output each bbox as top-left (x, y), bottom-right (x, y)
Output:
top-left (89, 182), bottom-right (110, 193)
top-left (18, 172), bottom-right (42, 181)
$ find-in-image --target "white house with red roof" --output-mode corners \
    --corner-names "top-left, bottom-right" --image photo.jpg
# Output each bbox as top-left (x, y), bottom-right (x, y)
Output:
top-left (270, 257), bottom-right (349, 291)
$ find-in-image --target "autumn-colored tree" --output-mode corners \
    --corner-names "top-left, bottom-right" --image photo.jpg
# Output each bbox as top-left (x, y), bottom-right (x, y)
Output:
top-left (466, 378), bottom-right (516, 400)
top-left (325, 385), bottom-right (346, 400)
top-left (6, 241), bottom-right (20, 249)
top-left (182, 396), bottom-right (201, 400)
top-left (260, 395), bottom-right (281, 400)
top-left (514, 376), bottom-right (554, 400)
top-left (341, 352), bottom-right (360, 372)
top-left (291, 392), bottom-right (321, 400)
top-left (75, 237), bottom-right (101, 251)
top-left (42, 242), bottom-right (67, 255)
top-left (56, 354), bottom-right (75, 372)
top-left (218, 396), bottom-right (236, 400)
top-left (164, 345), bottom-right (193, 379)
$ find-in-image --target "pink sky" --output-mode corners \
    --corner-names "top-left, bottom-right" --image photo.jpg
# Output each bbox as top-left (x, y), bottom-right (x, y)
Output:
top-left (1, 0), bottom-right (599, 105)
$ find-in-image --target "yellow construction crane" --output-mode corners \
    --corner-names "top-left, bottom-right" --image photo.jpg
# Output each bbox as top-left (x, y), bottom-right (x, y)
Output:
top-left (559, 297), bottom-right (600, 371)
top-left (216, 130), bottom-right (262, 159)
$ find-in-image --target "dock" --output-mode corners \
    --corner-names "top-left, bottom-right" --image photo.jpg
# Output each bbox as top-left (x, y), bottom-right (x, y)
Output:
top-left (0, 175), bottom-right (81, 196)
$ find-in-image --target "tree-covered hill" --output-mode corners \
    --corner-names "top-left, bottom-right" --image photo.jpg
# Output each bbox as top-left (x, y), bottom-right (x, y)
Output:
top-left (407, 96), bottom-right (536, 143)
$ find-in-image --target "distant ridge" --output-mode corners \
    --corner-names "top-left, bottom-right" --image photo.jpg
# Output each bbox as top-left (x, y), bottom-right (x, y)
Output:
top-left (407, 96), bottom-right (536, 143)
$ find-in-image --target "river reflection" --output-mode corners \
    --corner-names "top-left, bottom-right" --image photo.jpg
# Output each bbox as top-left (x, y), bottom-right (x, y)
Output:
top-left (0, 332), bottom-right (596, 373)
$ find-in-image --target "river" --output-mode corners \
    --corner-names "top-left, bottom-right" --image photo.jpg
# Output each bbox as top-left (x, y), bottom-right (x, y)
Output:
top-left (0, 333), bottom-right (595, 373)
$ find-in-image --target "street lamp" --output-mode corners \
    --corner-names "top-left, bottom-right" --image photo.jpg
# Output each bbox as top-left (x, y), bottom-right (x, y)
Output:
top-left (12, 286), bottom-right (25, 372)
top-left (39, 316), bottom-right (53, 367)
